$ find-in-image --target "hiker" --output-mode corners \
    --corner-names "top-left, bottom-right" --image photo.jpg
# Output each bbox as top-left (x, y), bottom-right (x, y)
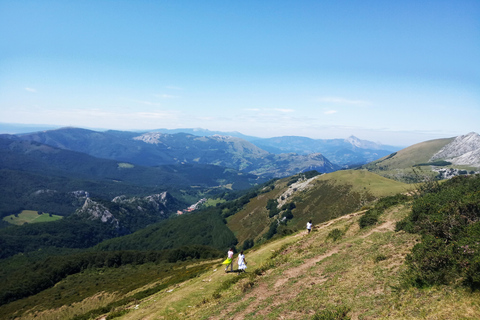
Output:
top-left (237, 251), bottom-right (247, 272)
top-left (222, 247), bottom-right (234, 272)
top-left (306, 220), bottom-right (313, 234)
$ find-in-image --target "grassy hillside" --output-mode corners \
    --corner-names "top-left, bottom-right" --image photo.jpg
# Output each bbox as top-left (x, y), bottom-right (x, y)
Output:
top-left (228, 170), bottom-right (410, 245)
top-left (2, 175), bottom-right (479, 320)
top-left (20, 195), bottom-right (474, 319)
top-left (362, 137), bottom-right (454, 182)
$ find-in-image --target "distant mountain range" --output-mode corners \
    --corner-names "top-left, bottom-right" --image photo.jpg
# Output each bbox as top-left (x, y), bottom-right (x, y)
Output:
top-left (249, 135), bottom-right (399, 167)
top-left (16, 128), bottom-right (340, 178)
top-left (135, 127), bottom-right (401, 167)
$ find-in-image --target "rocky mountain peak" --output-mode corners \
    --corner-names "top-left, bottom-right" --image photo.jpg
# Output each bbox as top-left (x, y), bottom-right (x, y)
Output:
top-left (346, 135), bottom-right (381, 150)
top-left (133, 132), bottom-right (167, 144)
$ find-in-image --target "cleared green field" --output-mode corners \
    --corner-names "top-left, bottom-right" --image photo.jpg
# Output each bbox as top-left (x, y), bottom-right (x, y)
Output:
top-left (3, 210), bottom-right (63, 225)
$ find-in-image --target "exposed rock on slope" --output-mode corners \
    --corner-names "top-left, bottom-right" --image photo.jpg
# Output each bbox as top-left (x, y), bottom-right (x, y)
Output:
top-left (77, 198), bottom-right (119, 227)
top-left (75, 192), bottom-right (178, 232)
top-left (430, 132), bottom-right (480, 167)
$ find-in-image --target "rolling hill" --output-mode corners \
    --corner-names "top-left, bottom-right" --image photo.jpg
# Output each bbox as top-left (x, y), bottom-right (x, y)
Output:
top-left (226, 169), bottom-right (409, 246)
top-left (362, 134), bottom-right (480, 182)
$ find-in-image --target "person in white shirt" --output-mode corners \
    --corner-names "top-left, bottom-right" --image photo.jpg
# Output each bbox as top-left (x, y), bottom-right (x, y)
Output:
top-left (237, 251), bottom-right (247, 272)
top-left (306, 220), bottom-right (313, 234)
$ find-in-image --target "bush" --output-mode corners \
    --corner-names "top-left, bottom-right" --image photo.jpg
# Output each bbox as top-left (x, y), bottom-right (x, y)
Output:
top-left (242, 239), bottom-right (254, 251)
top-left (359, 209), bottom-right (380, 228)
top-left (312, 305), bottom-right (350, 320)
top-left (359, 194), bottom-right (409, 229)
top-left (327, 228), bottom-right (344, 242)
top-left (266, 199), bottom-right (280, 217)
top-left (282, 209), bottom-right (294, 221)
top-left (265, 221), bottom-right (278, 240)
top-left (397, 175), bottom-right (480, 289)
top-left (374, 254), bottom-right (387, 263)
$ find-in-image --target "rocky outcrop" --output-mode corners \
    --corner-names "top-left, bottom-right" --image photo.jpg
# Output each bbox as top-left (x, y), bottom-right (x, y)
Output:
top-left (431, 132), bottom-right (480, 167)
top-left (75, 192), bottom-right (178, 232)
top-left (77, 198), bottom-right (119, 227)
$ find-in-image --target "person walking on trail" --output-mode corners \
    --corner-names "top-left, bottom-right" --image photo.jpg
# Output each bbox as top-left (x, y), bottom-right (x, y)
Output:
top-left (306, 220), bottom-right (313, 234)
top-left (237, 251), bottom-right (247, 272)
top-left (222, 248), bottom-right (234, 272)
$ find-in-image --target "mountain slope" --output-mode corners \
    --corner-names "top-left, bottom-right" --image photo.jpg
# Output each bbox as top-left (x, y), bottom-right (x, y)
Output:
top-left (17, 128), bottom-right (340, 177)
top-left (362, 133), bottom-right (480, 182)
top-left (227, 169), bottom-right (409, 245)
top-left (15, 193), bottom-right (479, 320)
top-left (2, 175), bottom-right (479, 319)
top-left (362, 137), bottom-right (455, 182)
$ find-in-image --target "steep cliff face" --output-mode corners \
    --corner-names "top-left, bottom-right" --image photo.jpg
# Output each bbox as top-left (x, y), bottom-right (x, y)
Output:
top-left (431, 132), bottom-right (480, 167)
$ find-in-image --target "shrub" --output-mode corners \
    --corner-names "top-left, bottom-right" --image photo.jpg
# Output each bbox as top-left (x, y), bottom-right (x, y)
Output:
top-left (359, 209), bottom-right (380, 228)
top-left (265, 221), bottom-right (278, 240)
top-left (327, 229), bottom-right (344, 242)
top-left (397, 174), bottom-right (480, 289)
top-left (312, 305), bottom-right (350, 320)
top-left (282, 209), bottom-right (293, 221)
top-left (359, 194), bottom-right (409, 229)
top-left (266, 199), bottom-right (280, 217)
top-left (242, 239), bottom-right (254, 251)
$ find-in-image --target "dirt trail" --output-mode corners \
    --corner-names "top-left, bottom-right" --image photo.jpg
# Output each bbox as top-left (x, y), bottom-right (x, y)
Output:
top-left (210, 246), bottom-right (340, 320)
top-left (274, 246), bottom-right (339, 289)
top-left (360, 219), bottom-right (396, 238)
top-left (210, 210), bottom-right (399, 319)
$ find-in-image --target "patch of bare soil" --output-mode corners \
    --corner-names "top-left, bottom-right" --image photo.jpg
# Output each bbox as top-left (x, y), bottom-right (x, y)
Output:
top-left (360, 219), bottom-right (396, 239)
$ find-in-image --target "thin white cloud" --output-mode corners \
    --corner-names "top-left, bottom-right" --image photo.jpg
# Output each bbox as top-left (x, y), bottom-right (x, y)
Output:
top-left (324, 110), bottom-right (337, 115)
top-left (25, 87), bottom-right (37, 93)
top-left (131, 99), bottom-right (162, 106)
top-left (154, 94), bottom-right (179, 99)
top-left (318, 97), bottom-right (370, 105)
top-left (273, 108), bottom-right (295, 113)
top-left (165, 86), bottom-right (183, 90)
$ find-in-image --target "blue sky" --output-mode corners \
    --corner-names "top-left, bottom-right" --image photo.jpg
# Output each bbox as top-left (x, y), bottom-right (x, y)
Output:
top-left (1, 0), bottom-right (479, 146)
